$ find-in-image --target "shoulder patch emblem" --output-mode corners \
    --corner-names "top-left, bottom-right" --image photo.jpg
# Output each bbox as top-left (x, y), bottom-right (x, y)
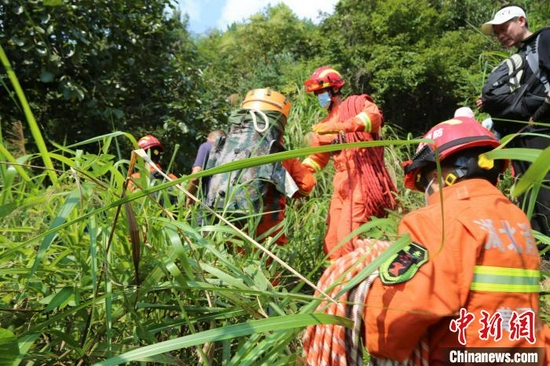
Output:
top-left (379, 242), bottom-right (428, 285)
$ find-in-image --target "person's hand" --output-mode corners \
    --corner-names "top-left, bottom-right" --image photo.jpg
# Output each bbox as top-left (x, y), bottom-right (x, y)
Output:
top-left (476, 96), bottom-right (484, 112)
top-left (312, 121), bottom-right (339, 134)
top-left (304, 131), bottom-right (315, 145)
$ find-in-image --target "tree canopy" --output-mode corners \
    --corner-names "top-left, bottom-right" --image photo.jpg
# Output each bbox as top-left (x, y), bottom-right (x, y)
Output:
top-left (1, 0), bottom-right (549, 172)
top-left (1, 1), bottom-right (550, 364)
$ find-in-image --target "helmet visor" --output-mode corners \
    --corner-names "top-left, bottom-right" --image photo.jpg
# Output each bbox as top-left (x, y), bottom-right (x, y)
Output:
top-left (304, 78), bottom-right (329, 92)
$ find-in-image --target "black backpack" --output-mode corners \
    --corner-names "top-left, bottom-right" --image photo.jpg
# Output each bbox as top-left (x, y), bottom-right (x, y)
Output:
top-left (481, 29), bottom-right (550, 133)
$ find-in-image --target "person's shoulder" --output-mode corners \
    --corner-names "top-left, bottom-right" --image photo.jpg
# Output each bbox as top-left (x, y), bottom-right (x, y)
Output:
top-left (520, 28), bottom-right (549, 47)
top-left (533, 27), bottom-right (550, 41)
top-left (198, 140), bottom-right (213, 150)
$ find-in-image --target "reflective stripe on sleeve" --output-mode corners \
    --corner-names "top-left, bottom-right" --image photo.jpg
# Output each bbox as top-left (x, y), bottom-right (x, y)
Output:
top-left (470, 266), bottom-right (540, 293)
top-left (356, 112), bottom-right (372, 132)
top-left (303, 157), bottom-right (322, 173)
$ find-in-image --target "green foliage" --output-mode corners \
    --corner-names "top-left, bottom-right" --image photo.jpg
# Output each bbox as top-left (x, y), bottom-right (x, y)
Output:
top-left (0, 0), bottom-right (226, 174)
top-left (195, 3), bottom-right (325, 104)
top-left (0, 328), bottom-right (19, 365)
top-left (0, 86), bottom-right (417, 364)
top-left (1, 97), bottom-right (549, 366)
top-left (1, 0), bottom-right (549, 364)
top-left (320, 0), bottom-right (496, 133)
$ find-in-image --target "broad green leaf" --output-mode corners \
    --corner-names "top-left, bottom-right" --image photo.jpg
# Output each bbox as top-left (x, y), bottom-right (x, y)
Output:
top-left (12, 333), bottom-right (40, 366)
top-left (40, 287), bottom-right (75, 312)
top-left (0, 328), bottom-right (19, 365)
top-left (484, 147), bottom-right (541, 163)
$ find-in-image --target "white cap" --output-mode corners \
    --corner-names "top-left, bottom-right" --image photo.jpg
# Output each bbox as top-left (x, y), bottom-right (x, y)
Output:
top-left (454, 106), bottom-right (475, 119)
top-left (481, 6), bottom-right (526, 35)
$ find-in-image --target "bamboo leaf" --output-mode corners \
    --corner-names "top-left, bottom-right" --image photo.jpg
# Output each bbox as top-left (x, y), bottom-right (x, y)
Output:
top-left (484, 147), bottom-right (541, 163)
top-left (92, 314), bottom-right (351, 366)
top-left (511, 146), bottom-right (550, 197)
top-left (26, 189), bottom-right (81, 284)
top-left (11, 333), bottom-right (39, 366)
top-left (41, 287), bottom-right (74, 313)
top-left (0, 143), bottom-right (32, 183)
top-left (0, 44), bottom-right (57, 183)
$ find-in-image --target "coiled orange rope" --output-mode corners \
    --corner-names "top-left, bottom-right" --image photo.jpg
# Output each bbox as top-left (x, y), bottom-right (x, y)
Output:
top-left (303, 239), bottom-right (429, 366)
top-left (339, 95), bottom-right (397, 218)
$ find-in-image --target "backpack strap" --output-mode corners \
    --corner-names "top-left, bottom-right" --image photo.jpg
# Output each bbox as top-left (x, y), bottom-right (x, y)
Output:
top-left (525, 31), bottom-right (550, 93)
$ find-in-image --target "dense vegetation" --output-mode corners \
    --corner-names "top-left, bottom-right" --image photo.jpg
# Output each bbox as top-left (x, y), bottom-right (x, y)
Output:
top-left (1, 0), bottom-right (549, 364)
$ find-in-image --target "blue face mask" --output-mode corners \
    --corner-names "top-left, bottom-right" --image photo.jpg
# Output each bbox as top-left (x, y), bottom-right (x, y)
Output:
top-left (317, 91), bottom-right (331, 109)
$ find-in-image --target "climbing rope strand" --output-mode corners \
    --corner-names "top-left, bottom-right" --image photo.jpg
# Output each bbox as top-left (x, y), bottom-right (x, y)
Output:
top-left (304, 240), bottom-right (390, 366)
top-left (346, 271), bottom-right (378, 366)
top-left (249, 108), bottom-right (270, 133)
top-left (337, 95), bottom-right (397, 220)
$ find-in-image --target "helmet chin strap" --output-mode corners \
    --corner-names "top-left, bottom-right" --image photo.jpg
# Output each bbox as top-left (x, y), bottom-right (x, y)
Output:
top-left (417, 152), bottom-right (494, 192)
top-left (443, 167), bottom-right (469, 186)
top-left (419, 165), bottom-right (467, 195)
top-left (443, 153), bottom-right (497, 186)
top-left (424, 170), bottom-right (457, 205)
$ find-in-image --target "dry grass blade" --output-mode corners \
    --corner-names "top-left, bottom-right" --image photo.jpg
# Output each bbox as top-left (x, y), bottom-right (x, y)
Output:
top-left (6, 120), bottom-right (27, 156)
top-left (123, 150), bottom-right (141, 289)
top-left (124, 200), bottom-right (141, 288)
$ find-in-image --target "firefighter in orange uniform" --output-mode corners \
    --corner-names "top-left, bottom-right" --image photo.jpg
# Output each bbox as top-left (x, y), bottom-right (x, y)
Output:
top-left (130, 134), bottom-right (178, 193)
top-left (302, 66), bottom-right (397, 260)
top-left (257, 157), bottom-right (316, 245)
top-left (365, 117), bottom-right (549, 364)
top-left (304, 117), bottom-right (549, 365)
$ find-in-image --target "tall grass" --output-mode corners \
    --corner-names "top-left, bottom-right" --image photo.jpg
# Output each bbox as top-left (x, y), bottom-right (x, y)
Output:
top-left (1, 64), bottom-right (549, 365)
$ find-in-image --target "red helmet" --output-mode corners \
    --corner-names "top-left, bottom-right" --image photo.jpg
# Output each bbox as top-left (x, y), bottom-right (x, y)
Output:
top-left (403, 117), bottom-right (505, 191)
top-left (304, 66), bottom-right (345, 93)
top-left (137, 135), bottom-right (163, 151)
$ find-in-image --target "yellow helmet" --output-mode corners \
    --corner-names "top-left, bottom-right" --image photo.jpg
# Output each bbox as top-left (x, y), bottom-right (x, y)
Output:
top-left (241, 88), bottom-right (291, 118)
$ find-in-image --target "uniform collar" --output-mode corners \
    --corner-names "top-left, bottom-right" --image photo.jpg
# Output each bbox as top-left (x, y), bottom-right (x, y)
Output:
top-left (426, 179), bottom-right (497, 206)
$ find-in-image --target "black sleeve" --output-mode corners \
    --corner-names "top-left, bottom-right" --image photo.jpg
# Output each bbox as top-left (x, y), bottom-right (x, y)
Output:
top-left (538, 29), bottom-right (550, 77)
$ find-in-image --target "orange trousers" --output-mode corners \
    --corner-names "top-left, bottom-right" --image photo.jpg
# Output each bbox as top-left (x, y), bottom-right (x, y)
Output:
top-left (324, 169), bottom-right (369, 259)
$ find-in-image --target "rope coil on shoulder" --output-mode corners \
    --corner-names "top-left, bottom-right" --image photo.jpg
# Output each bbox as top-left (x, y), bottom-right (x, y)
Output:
top-left (337, 95), bottom-right (397, 220)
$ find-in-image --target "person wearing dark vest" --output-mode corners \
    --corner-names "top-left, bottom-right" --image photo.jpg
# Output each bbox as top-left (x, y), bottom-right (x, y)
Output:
top-left (186, 130), bottom-right (226, 206)
top-left (477, 5), bottom-right (550, 243)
